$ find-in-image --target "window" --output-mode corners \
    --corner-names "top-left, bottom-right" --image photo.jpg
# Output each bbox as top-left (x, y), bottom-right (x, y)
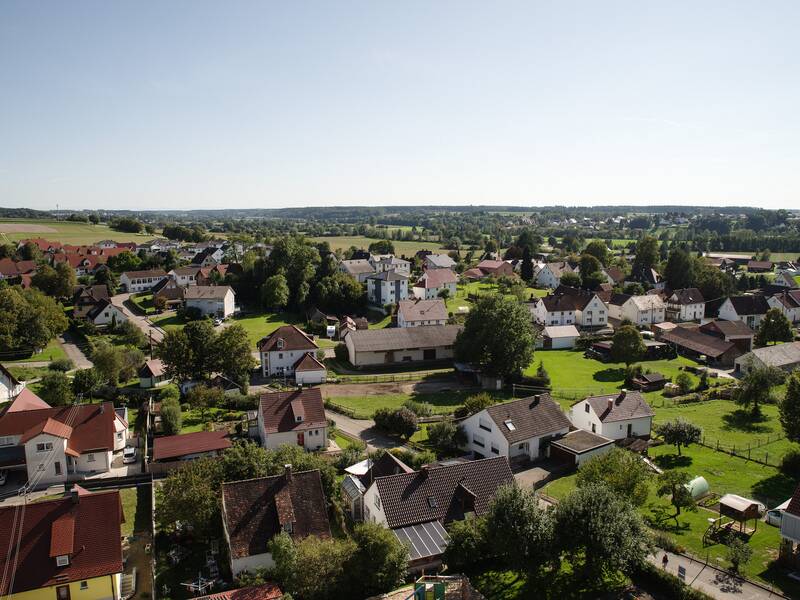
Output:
top-left (54, 461), bottom-right (62, 476)
top-left (283, 521), bottom-right (293, 533)
top-left (36, 442), bottom-right (54, 452)
top-left (80, 582), bottom-right (88, 590)
top-left (38, 463), bottom-right (45, 471)
top-left (584, 404), bottom-right (590, 413)
top-left (472, 433), bottom-right (485, 448)
top-left (490, 444), bottom-right (499, 455)
top-left (504, 420), bottom-right (516, 432)
top-left (0, 436), bottom-right (13, 446)
top-left (278, 353), bottom-right (283, 359)
top-left (56, 555), bottom-right (69, 567)
top-left (87, 453), bottom-right (95, 462)
top-left (427, 496), bottom-right (438, 508)
top-left (116, 432), bottom-right (123, 440)
top-left (375, 494), bottom-right (381, 509)
top-left (591, 423), bottom-right (596, 433)
top-left (478, 417), bottom-right (492, 432)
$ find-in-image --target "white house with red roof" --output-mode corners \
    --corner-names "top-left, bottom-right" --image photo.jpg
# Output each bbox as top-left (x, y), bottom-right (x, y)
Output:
top-left (0, 363), bottom-right (25, 402)
top-left (569, 390), bottom-right (654, 440)
top-left (257, 388), bottom-right (328, 451)
top-left (0, 395), bottom-right (128, 485)
top-left (293, 353), bottom-right (327, 385)
top-left (414, 268), bottom-right (458, 300)
top-left (257, 325), bottom-right (320, 379)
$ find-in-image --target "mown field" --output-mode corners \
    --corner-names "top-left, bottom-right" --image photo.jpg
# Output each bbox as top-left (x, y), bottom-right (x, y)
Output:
top-left (309, 235), bottom-right (448, 256)
top-left (0, 218), bottom-right (155, 245)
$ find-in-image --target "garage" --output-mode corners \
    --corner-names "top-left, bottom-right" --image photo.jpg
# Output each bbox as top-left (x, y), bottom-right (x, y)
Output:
top-left (549, 430), bottom-right (615, 467)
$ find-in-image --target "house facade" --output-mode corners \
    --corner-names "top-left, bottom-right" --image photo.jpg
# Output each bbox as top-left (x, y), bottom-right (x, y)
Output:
top-left (184, 285), bottom-right (235, 318)
top-left (609, 294), bottom-right (666, 326)
top-left (397, 299), bottom-right (448, 328)
top-left (569, 390), bottom-right (654, 440)
top-left (666, 288), bottom-right (705, 322)
top-left (366, 271), bottom-right (409, 307)
top-left (0, 363), bottom-right (25, 401)
top-left (718, 295), bottom-right (770, 329)
top-left (460, 394), bottom-right (572, 461)
top-left (87, 299), bottom-right (128, 328)
top-left (535, 262), bottom-right (575, 289)
top-left (257, 388), bottom-right (328, 451)
top-left (530, 286), bottom-right (608, 328)
top-left (119, 269), bottom-right (168, 293)
top-left (413, 269), bottom-right (458, 300)
top-left (257, 325), bottom-right (319, 378)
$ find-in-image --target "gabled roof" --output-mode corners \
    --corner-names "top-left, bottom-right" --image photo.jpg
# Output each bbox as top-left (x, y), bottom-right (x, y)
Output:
top-left (0, 363), bottom-right (21, 388)
top-left (542, 261), bottom-right (573, 278)
top-left (1, 388), bottom-right (48, 412)
top-left (367, 270), bottom-right (409, 282)
top-left (669, 288), bottom-right (705, 305)
top-left (580, 390), bottom-right (654, 423)
top-left (120, 269), bottom-right (168, 280)
top-left (373, 456), bottom-right (513, 529)
top-left (345, 325), bottom-right (461, 353)
top-left (184, 285), bottom-right (233, 300)
top-left (417, 269), bottom-right (458, 288)
top-left (20, 417), bottom-right (73, 443)
top-left (222, 469), bottom-right (331, 559)
top-left (476, 259), bottom-right (506, 271)
top-left (629, 294), bottom-right (666, 311)
top-left (700, 319), bottom-right (754, 338)
top-left (259, 388), bottom-right (326, 434)
top-left (747, 260), bottom-right (773, 270)
top-left (604, 267), bottom-right (625, 284)
top-left (726, 295), bottom-right (770, 316)
top-left (786, 483), bottom-right (800, 518)
top-left (257, 325), bottom-right (318, 352)
top-left (339, 259), bottom-right (375, 275)
top-left (293, 353), bottom-right (326, 372)
top-left (661, 327), bottom-right (736, 359)
top-left (153, 430), bottom-right (231, 461)
top-left (397, 299), bottom-right (448, 323)
top-left (0, 489), bottom-right (123, 595)
top-left (358, 451), bottom-right (414, 488)
top-left (195, 584), bottom-right (284, 600)
top-left (741, 342), bottom-right (800, 368)
top-left (608, 292), bottom-right (632, 307)
top-left (425, 254), bottom-right (457, 268)
top-left (483, 394), bottom-right (571, 444)
top-left (171, 266), bottom-right (203, 277)
top-left (543, 325), bottom-right (580, 339)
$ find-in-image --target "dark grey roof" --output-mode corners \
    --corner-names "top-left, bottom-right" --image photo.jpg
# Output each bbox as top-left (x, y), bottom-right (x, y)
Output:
top-left (581, 390), bottom-right (654, 423)
top-left (347, 325), bottom-right (461, 353)
top-left (484, 394), bottom-right (572, 444)
top-left (550, 429), bottom-right (614, 454)
top-left (727, 295), bottom-right (770, 316)
top-left (367, 270), bottom-right (409, 282)
top-left (392, 520), bottom-right (450, 561)
top-left (669, 288), bottom-right (705, 305)
top-left (661, 327), bottom-right (737, 359)
top-left (373, 456), bottom-right (513, 529)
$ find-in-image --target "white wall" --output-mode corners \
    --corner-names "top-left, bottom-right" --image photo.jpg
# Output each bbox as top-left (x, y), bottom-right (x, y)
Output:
top-left (346, 341), bottom-right (455, 367)
top-left (24, 434), bottom-right (68, 484)
top-left (295, 369), bottom-right (326, 385)
top-left (231, 553), bottom-right (275, 578)
top-left (262, 428), bottom-right (328, 451)
top-left (579, 296), bottom-right (608, 327)
top-left (459, 411), bottom-right (509, 458)
top-left (415, 282), bottom-right (457, 300)
top-left (361, 483), bottom-right (388, 526)
top-left (92, 305), bottom-right (128, 327)
top-left (570, 400), bottom-right (652, 440)
top-left (575, 443), bottom-right (614, 466)
top-left (120, 274), bottom-right (164, 293)
top-left (186, 291), bottom-right (234, 318)
top-left (0, 376), bottom-right (24, 401)
top-left (260, 349), bottom-right (315, 377)
top-left (397, 313), bottom-right (448, 328)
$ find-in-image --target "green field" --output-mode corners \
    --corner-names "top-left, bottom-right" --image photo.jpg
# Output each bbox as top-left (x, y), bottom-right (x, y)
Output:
top-left (328, 389), bottom-right (509, 419)
top-left (4, 338), bottom-right (69, 364)
top-left (0, 218), bottom-right (154, 245)
top-left (310, 235), bottom-right (448, 257)
top-left (131, 293), bottom-right (156, 315)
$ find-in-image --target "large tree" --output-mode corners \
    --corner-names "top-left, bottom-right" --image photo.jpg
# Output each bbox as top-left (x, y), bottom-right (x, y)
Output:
top-left (260, 273), bottom-right (289, 310)
top-left (31, 262), bottom-right (77, 299)
top-left (155, 456), bottom-right (222, 537)
top-left (583, 240), bottom-right (609, 266)
top-left (656, 470), bottom-right (696, 517)
top-left (756, 308), bottom-right (793, 346)
top-left (611, 325), bottom-right (645, 366)
top-left (314, 271), bottom-right (365, 314)
top-left (734, 365), bottom-right (785, 417)
top-left (664, 248), bottom-right (695, 291)
top-left (485, 485), bottom-right (554, 576)
top-left (155, 329), bottom-right (195, 381)
top-left (579, 254), bottom-right (605, 290)
top-left (780, 372), bottom-right (800, 443)
top-left (631, 235), bottom-right (659, 275)
top-left (216, 323), bottom-right (257, 390)
top-left (38, 371), bottom-right (74, 406)
top-left (0, 287), bottom-right (68, 354)
top-left (520, 246), bottom-right (534, 282)
top-left (576, 447), bottom-right (651, 506)
top-left (266, 237), bottom-right (320, 307)
top-left (554, 484), bottom-right (652, 583)
top-left (656, 418), bottom-right (702, 455)
top-left (346, 523), bottom-right (409, 596)
top-left (454, 295), bottom-right (536, 379)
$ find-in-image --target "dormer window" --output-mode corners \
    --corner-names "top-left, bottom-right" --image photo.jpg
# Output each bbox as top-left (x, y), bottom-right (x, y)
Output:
top-left (276, 338), bottom-right (285, 350)
top-left (283, 521), bottom-right (293, 533)
top-left (56, 555), bottom-right (69, 567)
top-left (296, 415), bottom-right (303, 423)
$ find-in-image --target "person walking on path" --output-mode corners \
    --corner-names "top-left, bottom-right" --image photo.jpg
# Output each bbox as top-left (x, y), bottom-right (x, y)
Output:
top-left (662, 553), bottom-right (669, 570)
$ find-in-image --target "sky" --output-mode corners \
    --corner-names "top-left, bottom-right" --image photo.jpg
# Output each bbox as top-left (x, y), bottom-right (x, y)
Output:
top-left (1, 1), bottom-right (799, 211)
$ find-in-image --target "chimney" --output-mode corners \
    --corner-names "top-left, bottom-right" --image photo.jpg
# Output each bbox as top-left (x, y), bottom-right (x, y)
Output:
top-left (284, 464), bottom-right (292, 482)
top-left (618, 389), bottom-right (627, 403)
top-left (607, 398), bottom-right (614, 412)
top-left (420, 464), bottom-right (430, 478)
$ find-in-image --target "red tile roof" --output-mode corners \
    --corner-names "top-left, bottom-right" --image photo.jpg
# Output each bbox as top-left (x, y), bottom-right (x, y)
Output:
top-left (259, 389), bottom-right (326, 434)
top-left (417, 269), bottom-right (458, 289)
top-left (0, 402), bottom-right (116, 454)
top-left (257, 325), bottom-right (318, 352)
top-left (153, 430), bottom-right (232, 461)
top-left (0, 489), bottom-right (123, 595)
top-left (787, 483), bottom-right (800, 518)
top-left (293, 353), bottom-right (326, 372)
top-left (20, 417), bottom-right (73, 443)
top-left (195, 584), bottom-right (284, 600)
top-left (222, 469), bottom-right (331, 560)
top-left (2, 388), bottom-right (49, 416)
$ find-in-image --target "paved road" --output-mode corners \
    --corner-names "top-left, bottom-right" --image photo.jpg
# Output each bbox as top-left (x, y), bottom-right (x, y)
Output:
top-left (59, 332), bottom-right (92, 369)
top-left (648, 550), bottom-right (785, 600)
top-left (111, 293), bottom-right (165, 343)
top-left (325, 409), bottom-right (403, 452)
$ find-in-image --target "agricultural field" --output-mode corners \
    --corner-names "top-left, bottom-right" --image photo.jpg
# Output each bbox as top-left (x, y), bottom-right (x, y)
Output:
top-left (310, 235), bottom-right (448, 256)
top-left (0, 218), bottom-right (154, 245)
top-left (327, 389), bottom-right (510, 419)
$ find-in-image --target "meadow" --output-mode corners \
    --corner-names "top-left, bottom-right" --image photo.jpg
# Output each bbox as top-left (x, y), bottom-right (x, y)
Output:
top-left (309, 235), bottom-right (448, 256)
top-left (0, 218), bottom-right (155, 245)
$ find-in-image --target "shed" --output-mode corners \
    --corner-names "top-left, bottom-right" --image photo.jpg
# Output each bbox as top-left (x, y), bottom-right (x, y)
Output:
top-left (541, 325), bottom-right (580, 350)
top-left (549, 430), bottom-right (615, 467)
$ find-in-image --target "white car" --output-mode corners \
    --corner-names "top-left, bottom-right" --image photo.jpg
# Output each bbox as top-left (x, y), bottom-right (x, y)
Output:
top-left (213, 317), bottom-right (224, 326)
top-left (123, 446), bottom-right (137, 464)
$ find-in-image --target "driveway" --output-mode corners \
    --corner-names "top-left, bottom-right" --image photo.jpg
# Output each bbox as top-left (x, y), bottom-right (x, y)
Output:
top-left (111, 293), bottom-right (165, 343)
top-left (59, 331), bottom-right (92, 369)
top-left (324, 409), bottom-right (405, 452)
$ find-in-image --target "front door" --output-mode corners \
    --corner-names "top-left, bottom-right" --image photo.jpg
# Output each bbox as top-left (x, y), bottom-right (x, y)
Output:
top-left (297, 432), bottom-right (304, 447)
top-left (56, 585), bottom-right (70, 600)
top-left (54, 461), bottom-right (62, 476)
top-left (627, 423), bottom-right (633, 437)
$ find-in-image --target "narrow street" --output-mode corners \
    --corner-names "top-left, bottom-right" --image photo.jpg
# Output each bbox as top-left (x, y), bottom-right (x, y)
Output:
top-left (325, 409), bottom-right (406, 452)
top-left (111, 293), bottom-right (165, 344)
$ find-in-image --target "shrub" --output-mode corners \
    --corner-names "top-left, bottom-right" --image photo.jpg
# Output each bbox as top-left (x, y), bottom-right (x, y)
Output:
top-left (426, 419), bottom-right (466, 454)
top-left (333, 343), bottom-right (349, 362)
top-left (454, 392), bottom-right (495, 418)
top-left (725, 536), bottom-right (752, 574)
top-left (402, 399), bottom-right (434, 417)
top-left (49, 358), bottom-right (74, 372)
top-left (780, 448), bottom-right (800, 477)
top-left (674, 372), bottom-right (693, 395)
top-left (624, 364), bottom-right (643, 386)
top-left (373, 407), bottom-right (418, 439)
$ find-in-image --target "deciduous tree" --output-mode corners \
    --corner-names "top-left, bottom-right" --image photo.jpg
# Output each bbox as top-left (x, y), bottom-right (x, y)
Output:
top-left (656, 418), bottom-right (702, 455)
top-left (611, 325), bottom-right (645, 366)
top-left (755, 308), bottom-right (793, 346)
top-left (656, 470), bottom-right (696, 517)
top-left (576, 447), bottom-right (651, 507)
top-left (780, 372), bottom-right (800, 443)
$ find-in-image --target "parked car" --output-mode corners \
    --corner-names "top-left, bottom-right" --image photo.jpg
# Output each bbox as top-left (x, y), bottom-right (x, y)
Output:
top-left (767, 498), bottom-right (792, 527)
top-left (213, 317), bottom-right (223, 326)
top-left (123, 446), bottom-right (137, 464)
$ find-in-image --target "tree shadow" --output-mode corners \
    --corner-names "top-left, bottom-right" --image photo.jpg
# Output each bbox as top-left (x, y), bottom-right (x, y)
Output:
top-left (653, 453), bottom-right (693, 469)
top-left (646, 504), bottom-right (692, 533)
top-left (593, 368), bottom-right (626, 383)
top-left (752, 472), bottom-right (797, 506)
top-left (721, 409), bottom-right (772, 434)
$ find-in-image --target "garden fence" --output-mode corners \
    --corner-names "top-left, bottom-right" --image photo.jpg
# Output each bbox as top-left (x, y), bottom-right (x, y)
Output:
top-left (339, 369), bottom-right (452, 384)
top-left (696, 434), bottom-right (786, 468)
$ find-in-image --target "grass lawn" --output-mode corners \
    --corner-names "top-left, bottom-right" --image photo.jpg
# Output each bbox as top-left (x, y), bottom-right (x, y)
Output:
top-left (310, 235), bottom-right (447, 256)
top-left (0, 218), bottom-right (155, 245)
top-left (180, 407), bottom-right (241, 433)
top-left (526, 349), bottom-right (699, 407)
top-left (328, 389), bottom-right (509, 419)
top-left (120, 485), bottom-right (151, 537)
top-left (130, 292), bottom-right (156, 315)
top-left (8, 338), bottom-right (68, 363)
top-left (7, 365), bottom-right (50, 382)
top-left (150, 313), bottom-right (185, 331)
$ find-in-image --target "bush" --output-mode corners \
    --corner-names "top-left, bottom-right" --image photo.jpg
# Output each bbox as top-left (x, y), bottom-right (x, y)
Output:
top-left (624, 364), bottom-right (643, 386)
top-left (454, 392), bottom-right (495, 419)
top-left (402, 399), bottom-right (434, 417)
top-left (389, 448), bottom-right (436, 470)
top-left (333, 343), bottom-right (349, 362)
top-left (675, 372), bottom-right (693, 395)
top-left (160, 397), bottom-right (182, 435)
top-left (632, 563), bottom-right (712, 600)
top-left (725, 536), bottom-right (752, 574)
top-left (49, 358), bottom-right (74, 372)
top-left (373, 407), bottom-right (418, 439)
top-left (780, 448), bottom-right (800, 477)
top-left (426, 419), bottom-right (466, 455)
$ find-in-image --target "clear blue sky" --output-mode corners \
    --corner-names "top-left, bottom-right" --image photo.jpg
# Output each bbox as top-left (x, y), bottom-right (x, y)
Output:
top-left (2, 1), bottom-right (799, 211)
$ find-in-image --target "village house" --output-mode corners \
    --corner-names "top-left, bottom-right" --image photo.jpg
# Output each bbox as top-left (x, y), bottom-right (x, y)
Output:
top-left (152, 277), bottom-right (184, 307)
top-left (366, 270), bottom-right (409, 307)
top-left (530, 285), bottom-right (608, 329)
top-left (608, 293), bottom-right (666, 326)
top-left (459, 394), bottom-right (572, 462)
top-left (0, 363), bottom-right (25, 401)
top-left (370, 254), bottom-right (411, 275)
top-left (548, 429), bottom-right (616, 467)
top-left (292, 353), bottom-right (327, 385)
top-left (221, 466), bottom-right (331, 576)
top-left (569, 390), bottom-right (654, 440)
top-left (0, 258), bottom-right (37, 280)
top-left (191, 247), bottom-right (224, 267)
top-left (86, 299), bottom-right (128, 328)
top-left (734, 342), bottom-right (800, 375)
top-left (666, 288), bottom-right (705, 322)
top-left (119, 269), bottom-right (168, 293)
top-left (361, 457), bottom-right (513, 572)
top-left (72, 284), bottom-right (110, 319)
top-left (138, 358), bottom-right (170, 388)
top-left (397, 298), bottom-right (448, 328)
top-left (413, 268), bottom-right (458, 300)
top-left (717, 295), bottom-right (770, 329)
top-left (344, 325), bottom-right (461, 367)
top-left (779, 484), bottom-right (800, 569)
top-left (0, 396), bottom-right (128, 485)
top-left (627, 266), bottom-right (666, 291)
top-left (538, 324), bottom-right (581, 349)
top-left (257, 325), bottom-right (319, 378)
top-left (257, 388), bottom-right (328, 451)
top-left (169, 266), bottom-right (202, 287)
top-left (747, 260), bottom-right (774, 273)
top-left (150, 430), bottom-right (232, 475)
top-left (184, 285), bottom-right (235, 318)
top-left (774, 271), bottom-right (798, 288)
top-left (424, 253), bottom-right (457, 270)
top-left (474, 259), bottom-right (514, 278)
top-left (768, 289), bottom-right (800, 323)
top-left (535, 261), bottom-right (575, 289)
top-left (341, 452), bottom-right (414, 522)
top-left (0, 486), bottom-right (125, 600)
top-left (338, 258), bottom-right (375, 283)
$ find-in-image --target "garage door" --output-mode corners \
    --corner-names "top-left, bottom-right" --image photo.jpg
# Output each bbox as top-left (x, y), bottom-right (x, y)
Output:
top-left (549, 444), bottom-right (576, 466)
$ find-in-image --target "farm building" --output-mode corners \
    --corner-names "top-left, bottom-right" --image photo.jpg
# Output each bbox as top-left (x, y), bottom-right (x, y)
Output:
top-left (344, 325), bottom-right (461, 367)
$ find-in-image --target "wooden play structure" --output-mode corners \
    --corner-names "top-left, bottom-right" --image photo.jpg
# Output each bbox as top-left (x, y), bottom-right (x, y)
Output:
top-left (704, 494), bottom-right (765, 545)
